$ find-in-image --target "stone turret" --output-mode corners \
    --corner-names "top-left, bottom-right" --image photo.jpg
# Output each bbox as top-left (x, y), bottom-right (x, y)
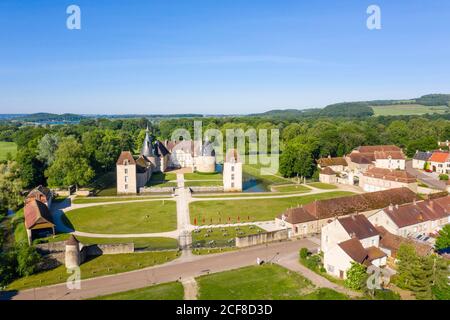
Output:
top-left (223, 149), bottom-right (243, 192)
top-left (65, 235), bottom-right (80, 269)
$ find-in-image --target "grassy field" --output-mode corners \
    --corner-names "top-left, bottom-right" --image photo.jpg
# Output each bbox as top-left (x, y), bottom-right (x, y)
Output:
top-left (7, 251), bottom-right (180, 291)
top-left (146, 172), bottom-right (177, 187)
top-left (72, 195), bottom-right (172, 204)
top-left (87, 172), bottom-right (117, 196)
top-left (36, 234), bottom-right (178, 250)
top-left (272, 185), bottom-right (311, 193)
top-left (190, 191), bottom-right (354, 224)
top-left (0, 141), bottom-right (17, 160)
top-left (11, 208), bottom-right (27, 245)
top-left (64, 201), bottom-right (177, 234)
top-left (308, 182), bottom-right (338, 190)
top-left (197, 264), bottom-right (348, 300)
top-left (91, 281), bottom-right (184, 300)
top-left (192, 225), bottom-right (264, 247)
top-left (184, 172), bottom-right (223, 180)
top-left (372, 104), bottom-right (449, 116)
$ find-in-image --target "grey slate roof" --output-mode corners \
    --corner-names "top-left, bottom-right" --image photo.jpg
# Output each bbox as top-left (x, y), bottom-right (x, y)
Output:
top-left (413, 151), bottom-right (433, 161)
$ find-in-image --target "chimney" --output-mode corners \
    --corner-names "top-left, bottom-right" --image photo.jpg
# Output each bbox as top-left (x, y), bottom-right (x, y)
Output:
top-left (413, 199), bottom-right (417, 205)
top-left (395, 204), bottom-right (399, 209)
top-left (388, 204), bottom-right (394, 211)
top-left (328, 155), bottom-right (331, 159)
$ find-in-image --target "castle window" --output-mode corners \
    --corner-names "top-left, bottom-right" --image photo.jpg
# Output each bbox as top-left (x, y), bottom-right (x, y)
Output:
top-left (124, 169), bottom-right (128, 174)
top-left (125, 176), bottom-right (128, 183)
top-left (124, 160), bottom-right (129, 166)
top-left (231, 182), bottom-right (234, 188)
top-left (231, 166), bottom-right (234, 172)
top-left (231, 174), bottom-right (234, 180)
top-left (124, 184), bottom-right (128, 190)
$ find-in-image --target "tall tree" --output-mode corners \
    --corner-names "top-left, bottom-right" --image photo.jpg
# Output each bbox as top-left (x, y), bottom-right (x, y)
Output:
top-left (435, 224), bottom-right (450, 251)
top-left (45, 137), bottom-right (95, 188)
top-left (279, 139), bottom-right (315, 178)
top-left (0, 161), bottom-right (23, 214)
top-left (36, 134), bottom-right (60, 166)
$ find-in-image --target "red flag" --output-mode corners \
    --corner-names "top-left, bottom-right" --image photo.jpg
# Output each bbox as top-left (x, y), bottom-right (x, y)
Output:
top-left (194, 217), bottom-right (197, 225)
top-left (237, 216), bottom-right (240, 222)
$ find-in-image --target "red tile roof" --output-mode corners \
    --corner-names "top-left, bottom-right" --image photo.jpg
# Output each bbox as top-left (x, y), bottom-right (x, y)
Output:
top-left (320, 167), bottom-right (337, 175)
top-left (338, 238), bottom-right (368, 264)
top-left (280, 187), bottom-right (418, 224)
top-left (356, 145), bottom-right (401, 153)
top-left (376, 226), bottom-right (432, 257)
top-left (363, 167), bottom-right (416, 183)
top-left (24, 199), bottom-right (54, 230)
top-left (348, 153), bottom-right (374, 164)
top-left (382, 196), bottom-right (450, 228)
top-left (116, 151), bottom-right (136, 165)
top-left (317, 157), bottom-right (348, 167)
top-left (429, 152), bottom-right (450, 163)
top-left (374, 151), bottom-right (406, 160)
top-left (338, 214), bottom-right (379, 240)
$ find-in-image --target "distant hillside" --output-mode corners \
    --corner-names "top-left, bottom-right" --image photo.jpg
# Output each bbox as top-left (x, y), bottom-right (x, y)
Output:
top-left (13, 113), bottom-right (85, 122)
top-left (319, 102), bottom-right (374, 117)
top-left (249, 93), bottom-right (450, 118)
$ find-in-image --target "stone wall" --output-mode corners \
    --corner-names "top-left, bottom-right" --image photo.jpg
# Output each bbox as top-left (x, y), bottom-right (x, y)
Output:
top-left (189, 186), bottom-right (223, 193)
top-left (140, 186), bottom-right (175, 193)
top-left (83, 243), bottom-right (134, 256)
top-left (235, 229), bottom-right (289, 248)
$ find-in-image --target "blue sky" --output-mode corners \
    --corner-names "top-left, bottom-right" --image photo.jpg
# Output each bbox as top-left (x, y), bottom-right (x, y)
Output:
top-left (0, 0), bottom-right (449, 114)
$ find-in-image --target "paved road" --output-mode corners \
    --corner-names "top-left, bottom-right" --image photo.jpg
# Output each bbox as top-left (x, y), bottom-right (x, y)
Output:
top-left (277, 252), bottom-right (362, 298)
top-left (1, 239), bottom-right (318, 300)
top-left (405, 160), bottom-right (446, 190)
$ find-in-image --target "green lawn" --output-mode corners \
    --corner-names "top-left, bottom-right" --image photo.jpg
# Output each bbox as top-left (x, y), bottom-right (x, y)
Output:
top-left (308, 182), bottom-right (338, 190)
top-left (91, 281), bottom-right (184, 300)
top-left (87, 172), bottom-right (117, 196)
top-left (190, 191), bottom-right (354, 224)
top-left (272, 185), bottom-right (311, 193)
top-left (11, 208), bottom-right (27, 245)
top-left (36, 234), bottom-right (178, 250)
top-left (185, 181), bottom-right (223, 187)
top-left (146, 172), bottom-right (177, 187)
top-left (197, 264), bottom-right (349, 300)
top-left (7, 251), bottom-right (180, 291)
top-left (372, 104), bottom-right (449, 116)
top-left (72, 195), bottom-right (172, 204)
top-left (0, 141), bottom-right (17, 160)
top-left (192, 225), bottom-right (264, 247)
top-left (184, 172), bottom-right (223, 180)
top-left (64, 201), bottom-right (177, 234)
top-left (197, 264), bottom-right (316, 300)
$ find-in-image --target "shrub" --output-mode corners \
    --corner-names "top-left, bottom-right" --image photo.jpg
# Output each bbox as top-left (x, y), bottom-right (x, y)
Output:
top-left (372, 289), bottom-right (401, 300)
top-left (299, 248), bottom-right (309, 259)
top-left (439, 174), bottom-right (449, 181)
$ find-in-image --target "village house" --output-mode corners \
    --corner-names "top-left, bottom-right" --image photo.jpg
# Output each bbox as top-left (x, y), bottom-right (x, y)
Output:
top-left (323, 238), bottom-right (387, 279)
top-left (317, 156), bottom-right (348, 172)
top-left (412, 151), bottom-right (433, 170)
top-left (375, 226), bottom-right (433, 264)
top-left (321, 214), bottom-right (380, 253)
top-left (359, 167), bottom-right (417, 193)
top-left (368, 195), bottom-right (450, 238)
top-left (317, 145), bottom-right (407, 186)
top-left (428, 151), bottom-right (450, 174)
top-left (276, 187), bottom-right (418, 237)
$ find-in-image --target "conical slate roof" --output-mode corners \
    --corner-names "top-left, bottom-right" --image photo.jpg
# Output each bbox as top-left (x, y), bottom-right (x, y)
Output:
top-left (141, 127), bottom-right (153, 157)
top-left (66, 235), bottom-right (79, 246)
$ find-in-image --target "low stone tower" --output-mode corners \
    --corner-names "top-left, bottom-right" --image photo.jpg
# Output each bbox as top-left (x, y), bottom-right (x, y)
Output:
top-left (65, 235), bottom-right (81, 269)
